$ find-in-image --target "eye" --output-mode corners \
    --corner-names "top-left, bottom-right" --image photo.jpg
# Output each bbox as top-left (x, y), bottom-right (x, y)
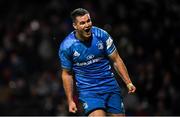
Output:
top-left (87, 19), bottom-right (91, 23)
top-left (80, 21), bottom-right (85, 25)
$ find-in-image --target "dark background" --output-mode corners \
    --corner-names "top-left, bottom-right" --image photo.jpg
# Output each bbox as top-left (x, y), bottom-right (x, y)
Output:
top-left (0, 0), bottom-right (179, 115)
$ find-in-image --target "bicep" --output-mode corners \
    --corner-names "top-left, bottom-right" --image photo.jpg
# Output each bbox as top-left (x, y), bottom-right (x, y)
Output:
top-left (62, 69), bottom-right (73, 79)
top-left (108, 49), bottom-right (120, 63)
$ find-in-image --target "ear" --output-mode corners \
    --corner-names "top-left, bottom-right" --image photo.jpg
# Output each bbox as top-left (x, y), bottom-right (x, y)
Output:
top-left (73, 23), bottom-right (77, 29)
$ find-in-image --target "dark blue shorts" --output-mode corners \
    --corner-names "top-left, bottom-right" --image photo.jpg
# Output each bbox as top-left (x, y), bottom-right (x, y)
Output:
top-left (78, 91), bottom-right (125, 115)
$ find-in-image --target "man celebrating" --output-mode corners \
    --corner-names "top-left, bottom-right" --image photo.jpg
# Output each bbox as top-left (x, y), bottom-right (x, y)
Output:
top-left (59, 8), bottom-right (136, 116)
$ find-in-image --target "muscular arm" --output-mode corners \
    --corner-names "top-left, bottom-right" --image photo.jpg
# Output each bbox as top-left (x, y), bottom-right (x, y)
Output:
top-left (62, 69), bottom-right (74, 103)
top-left (109, 50), bottom-right (136, 93)
top-left (61, 69), bottom-right (77, 113)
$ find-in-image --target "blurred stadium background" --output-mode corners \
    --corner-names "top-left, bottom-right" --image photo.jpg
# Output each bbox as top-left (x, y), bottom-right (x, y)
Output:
top-left (0, 0), bottom-right (179, 115)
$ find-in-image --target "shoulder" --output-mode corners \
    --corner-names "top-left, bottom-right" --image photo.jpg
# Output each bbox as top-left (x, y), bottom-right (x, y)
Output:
top-left (92, 26), bottom-right (109, 38)
top-left (60, 31), bottom-right (77, 51)
top-left (92, 26), bottom-right (111, 44)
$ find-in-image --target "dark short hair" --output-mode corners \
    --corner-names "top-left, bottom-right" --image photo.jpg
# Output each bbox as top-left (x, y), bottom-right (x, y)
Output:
top-left (70, 8), bottom-right (89, 22)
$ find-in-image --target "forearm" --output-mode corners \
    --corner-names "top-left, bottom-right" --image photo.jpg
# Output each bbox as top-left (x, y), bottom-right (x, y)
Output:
top-left (62, 70), bottom-right (74, 103)
top-left (109, 50), bottom-right (136, 93)
top-left (114, 58), bottom-right (132, 85)
top-left (110, 50), bottom-right (132, 85)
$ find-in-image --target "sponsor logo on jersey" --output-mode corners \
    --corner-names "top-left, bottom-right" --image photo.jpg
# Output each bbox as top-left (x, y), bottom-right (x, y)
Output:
top-left (75, 57), bottom-right (102, 66)
top-left (86, 54), bottom-right (94, 60)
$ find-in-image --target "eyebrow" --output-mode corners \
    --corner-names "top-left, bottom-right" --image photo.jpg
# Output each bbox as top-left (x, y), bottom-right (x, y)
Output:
top-left (79, 17), bottom-right (91, 23)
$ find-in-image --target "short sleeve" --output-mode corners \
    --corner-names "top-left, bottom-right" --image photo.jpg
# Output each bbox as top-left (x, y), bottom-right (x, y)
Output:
top-left (59, 45), bottom-right (72, 70)
top-left (102, 30), bottom-right (116, 56)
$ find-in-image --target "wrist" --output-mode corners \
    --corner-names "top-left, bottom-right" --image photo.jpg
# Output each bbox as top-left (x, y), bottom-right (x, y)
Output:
top-left (67, 97), bottom-right (74, 103)
top-left (127, 83), bottom-right (133, 89)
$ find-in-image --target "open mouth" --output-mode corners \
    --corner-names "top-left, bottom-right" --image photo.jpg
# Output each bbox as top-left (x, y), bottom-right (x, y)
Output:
top-left (84, 28), bottom-right (91, 33)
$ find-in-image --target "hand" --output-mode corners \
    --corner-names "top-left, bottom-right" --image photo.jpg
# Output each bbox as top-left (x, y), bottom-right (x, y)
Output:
top-left (68, 101), bottom-right (77, 113)
top-left (127, 83), bottom-right (136, 94)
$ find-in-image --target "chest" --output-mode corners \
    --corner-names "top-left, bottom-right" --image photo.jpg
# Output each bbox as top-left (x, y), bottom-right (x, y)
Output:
top-left (72, 37), bottom-right (105, 62)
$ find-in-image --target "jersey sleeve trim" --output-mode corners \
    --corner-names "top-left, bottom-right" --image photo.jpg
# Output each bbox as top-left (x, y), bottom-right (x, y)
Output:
top-left (61, 65), bottom-right (72, 70)
top-left (107, 46), bottom-right (116, 56)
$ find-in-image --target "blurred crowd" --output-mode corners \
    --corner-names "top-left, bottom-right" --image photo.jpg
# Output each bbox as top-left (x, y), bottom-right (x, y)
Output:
top-left (0, 0), bottom-right (179, 115)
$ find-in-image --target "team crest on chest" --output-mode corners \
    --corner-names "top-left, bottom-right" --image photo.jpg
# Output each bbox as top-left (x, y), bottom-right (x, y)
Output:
top-left (97, 41), bottom-right (104, 50)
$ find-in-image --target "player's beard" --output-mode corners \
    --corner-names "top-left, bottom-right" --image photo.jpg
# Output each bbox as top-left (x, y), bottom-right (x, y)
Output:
top-left (76, 28), bottom-right (92, 41)
top-left (83, 29), bottom-right (91, 39)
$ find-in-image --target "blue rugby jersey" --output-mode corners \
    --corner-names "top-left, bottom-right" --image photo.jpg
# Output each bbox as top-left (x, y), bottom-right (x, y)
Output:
top-left (59, 26), bottom-right (120, 93)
